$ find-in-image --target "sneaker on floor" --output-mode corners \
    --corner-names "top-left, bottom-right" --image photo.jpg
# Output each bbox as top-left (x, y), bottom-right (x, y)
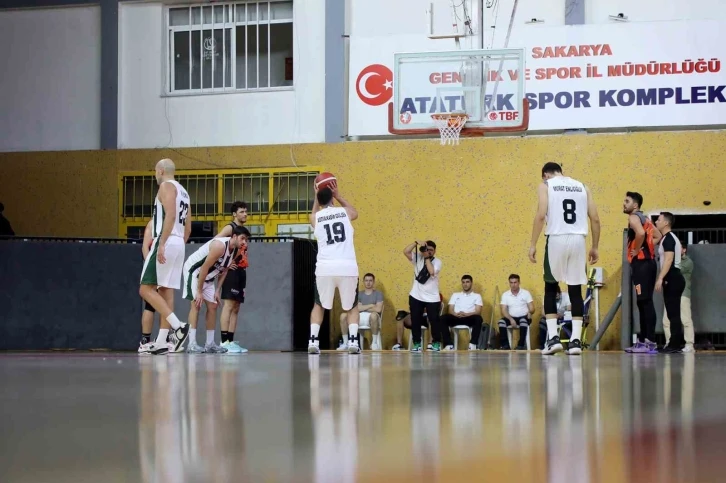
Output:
top-left (542, 336), bottom-right (564, 356)
top-left (205, 343), bottom-right (228, 354)
top-left (567, 339), bottom-right (582, 355)
top-left (628, 342), bottom-right (652, 354)
top-left (682, 344), bottom-right (695, 353)
top-left (410, 343), bottom-right (422, 353)
top-left (348, 342), bottom-right (361, 354)
top-left (186, 342), bottom-right (206, 354)
top-left (371, 342), bottom-right (381, 351)
top-left (138, 341), bottom-right (154, 355)
top-left (430, 342), bottom-right (441, 352)
top-left (392, 343), bottom-right (403, 351)
top-left (171, 323), bottom-right (190, 353)
top-left (468, 343), bottom-right (478, 351)
top-left (223, 341), bottom-right (248, 353)
top-left (427, 343), bottom-right (434, 350)
top-left (658, 344), bottom-right (684, 354)
top-left (645, 339), bottom-right (658, 353)
top-left (148, 341), bottom-right (169, 355)
top-left (442, 345), bottom-right (455, 351)
top-left (308, 340), bottom-right (320, 354)
top-left (515, 344), bottom-right (527, 351)
top-left (336, 342), bottom-right (348, 351)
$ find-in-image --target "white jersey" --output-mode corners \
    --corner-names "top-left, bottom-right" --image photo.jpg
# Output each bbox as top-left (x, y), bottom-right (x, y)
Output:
top-left (545, 176), bottom-right (588, 236)
top-left (152, 180), bottom-right (190, 240)
top-left (184, 237), bottom-right (237, 282)
top-left (314, 206), bottom-right (358, 277)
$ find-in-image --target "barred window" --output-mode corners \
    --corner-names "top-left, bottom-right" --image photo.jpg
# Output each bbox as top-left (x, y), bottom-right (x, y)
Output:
top-left (167, 1), bottom-right (294, 94)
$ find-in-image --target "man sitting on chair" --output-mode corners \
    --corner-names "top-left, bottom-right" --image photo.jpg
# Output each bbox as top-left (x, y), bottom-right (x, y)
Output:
top-left (441, 275), bottom-right (483, 351)
top-left (538, 285), bottom-right (572, 350)
top-left (339, 273), bottom-right (384, 350)
top-left (498, 274), bottom-right (535, 350)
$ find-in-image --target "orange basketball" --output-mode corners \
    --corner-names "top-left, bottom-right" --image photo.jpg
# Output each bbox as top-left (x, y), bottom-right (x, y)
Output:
top-left (314, 172), bottom-right (337, 191)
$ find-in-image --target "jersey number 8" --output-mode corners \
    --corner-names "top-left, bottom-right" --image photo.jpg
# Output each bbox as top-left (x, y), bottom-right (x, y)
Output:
top-left (562, 199), bottom-right (577, 225)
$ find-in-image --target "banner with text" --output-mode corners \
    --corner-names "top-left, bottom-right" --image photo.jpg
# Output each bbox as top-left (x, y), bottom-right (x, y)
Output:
top-left (348, 20), bottom-right (726, 136)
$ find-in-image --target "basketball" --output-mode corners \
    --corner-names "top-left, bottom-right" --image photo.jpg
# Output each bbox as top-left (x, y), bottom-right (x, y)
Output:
top-left (314, 172), bottom-right (337, 191)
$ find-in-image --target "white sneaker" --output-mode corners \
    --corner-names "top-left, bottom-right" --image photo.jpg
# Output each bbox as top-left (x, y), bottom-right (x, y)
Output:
top-left (148, 341), bottom-right (169, 355)
top-left (205, 343), bottom-right (228, 354)
top-left (468, 343), bottom-right (477, 351)
top-left (392, 343), bottom-right (403, 351)
top-left (427, 343), bottom-right (434, 350)
top-left (186, 342), bottom-right (206, 354)
top-left (442, 345), bottom-right (455, 351)
top-left (336, 342), bottom-right (348, 351)
top-left (682, 344), bottom-right (695, 353)
top-left (138, 341), bottom-right (154, 354)
top-left (348, 342), bottom-right (361, 354)
top-left (308, 340), bottom-right (320, 354)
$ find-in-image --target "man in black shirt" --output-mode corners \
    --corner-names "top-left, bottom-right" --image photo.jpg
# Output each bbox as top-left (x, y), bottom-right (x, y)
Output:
top-left (654, 212), bottom-right (686, 353)
top-left (0, 203), bottom-right (14, 236)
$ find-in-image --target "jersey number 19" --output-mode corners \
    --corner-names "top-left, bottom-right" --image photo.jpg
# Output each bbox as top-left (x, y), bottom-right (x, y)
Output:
top-left (323, 222), bottom-right (346, 245)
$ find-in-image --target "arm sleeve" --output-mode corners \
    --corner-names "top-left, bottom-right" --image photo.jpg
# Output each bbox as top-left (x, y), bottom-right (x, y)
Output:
top-left (474, 294), bottom-right (483, 306)
top-left (662, 234), bottom-right (676, 253)
top-left (376, 291), bottom-right (384, 303)
top-left (433, 258), bottom-right (442, 276)
top-left (524, 291), bottom-right (534, 303)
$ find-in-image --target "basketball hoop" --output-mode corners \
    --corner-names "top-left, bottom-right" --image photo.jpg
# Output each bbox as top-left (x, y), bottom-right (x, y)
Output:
top-left (431, 112), bottom-right (469, 146)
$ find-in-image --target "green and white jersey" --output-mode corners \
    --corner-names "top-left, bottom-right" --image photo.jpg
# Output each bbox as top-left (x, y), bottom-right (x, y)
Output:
top-left (184, 237), bottom-right (237, 282)
top-left (152, 180), bottom-right (190, 239)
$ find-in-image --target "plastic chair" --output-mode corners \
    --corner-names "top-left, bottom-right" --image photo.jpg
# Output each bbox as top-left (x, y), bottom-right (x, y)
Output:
top-left (451, 325), bottom-right (472, 350)
top-left (507, 326), bottom-right (531, 350)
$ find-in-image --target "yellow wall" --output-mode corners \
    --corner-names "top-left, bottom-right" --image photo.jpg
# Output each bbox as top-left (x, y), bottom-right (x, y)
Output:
top-left (2, 131), bottom-right (725, 349)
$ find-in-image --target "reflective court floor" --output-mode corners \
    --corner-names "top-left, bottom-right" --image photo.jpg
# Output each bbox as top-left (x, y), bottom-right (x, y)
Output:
top-left (1, 352), bottom-right (725, 483)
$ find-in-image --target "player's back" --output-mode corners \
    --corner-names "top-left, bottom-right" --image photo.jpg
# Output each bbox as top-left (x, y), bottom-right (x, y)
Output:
top-left (184, 237), bottom-right (235, 281)
top-left (545, 176), bottom-right (588, 236)
top-left (152, 180), bottom-right (190, 240)
top-left (314, 206), bottom-right (358, 276)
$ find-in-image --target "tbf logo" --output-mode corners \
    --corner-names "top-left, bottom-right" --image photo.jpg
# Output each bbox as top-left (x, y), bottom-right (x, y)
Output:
top-left (356, 64), bottom-right (393, 106)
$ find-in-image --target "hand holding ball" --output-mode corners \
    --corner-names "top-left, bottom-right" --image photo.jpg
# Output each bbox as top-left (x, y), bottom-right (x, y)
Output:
top-left (314, 172), bottom-right (337, 192)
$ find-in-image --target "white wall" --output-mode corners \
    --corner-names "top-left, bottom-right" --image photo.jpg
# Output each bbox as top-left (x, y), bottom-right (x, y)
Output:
top-left (587, 0), bottom-right (726, 24)
top-left (0, 7), bottom-right (101, 152)
top-left (119, 2), bottom-right (325, 149)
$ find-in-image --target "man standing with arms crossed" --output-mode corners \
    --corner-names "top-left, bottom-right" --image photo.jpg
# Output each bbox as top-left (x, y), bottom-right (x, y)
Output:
top-left (215, 201), bottom-right (249, 353)
top-left (139, 159), bottom-right (192, 355)
top-left (529, 162), bottom-right (601, 356)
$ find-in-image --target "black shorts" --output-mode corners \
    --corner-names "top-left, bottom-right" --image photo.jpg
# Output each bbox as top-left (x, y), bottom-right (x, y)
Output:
top-left (221, 268), bottom-right (246, 303)
top-left (630, 259), bottom-right (657, 301)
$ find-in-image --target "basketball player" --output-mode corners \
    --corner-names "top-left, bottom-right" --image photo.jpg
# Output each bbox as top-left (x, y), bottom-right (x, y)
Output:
top-left (623, 192), bottom-right (661, 353)
top-left (139, 158), bottom-right (192, 355)
top-left (308, 181), bottom-right (360, 354)
top-left (216, 201), bottom-right (249, 353)
top-left (183, 225), bottom-right (250, 353)
top-left (138, 220), bottom-right (157, 354)
top-left (529, 162), bottom-right (600, 356)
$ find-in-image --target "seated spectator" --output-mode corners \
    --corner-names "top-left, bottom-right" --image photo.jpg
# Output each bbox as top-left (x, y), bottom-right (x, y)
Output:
top-left (338, 273), bottom-right (384, 350)
top-left (538, 285), bottom-right (572, 350)
top-left (392, 293), bottom-right (443, 350)
top-left (441, 275), bottom-right (483, 351)
top-left (498, 274), bottom-right (534, 350)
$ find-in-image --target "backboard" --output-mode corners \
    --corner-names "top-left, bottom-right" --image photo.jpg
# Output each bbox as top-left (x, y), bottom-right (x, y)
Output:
top-left (389, 48), bottom-right (528, 136)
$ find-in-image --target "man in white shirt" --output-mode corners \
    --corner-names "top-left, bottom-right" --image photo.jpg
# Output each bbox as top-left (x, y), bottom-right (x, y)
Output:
top-left (440, 275), bottom-right (483, 351)
top-left (403, 240), bottom-right (443, 352)
top-left (498, 274), bottom-right (535, 350)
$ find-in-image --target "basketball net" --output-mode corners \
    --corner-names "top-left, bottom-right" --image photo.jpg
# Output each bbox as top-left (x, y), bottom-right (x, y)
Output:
top-left (431, 113), bottom-right (469, 145)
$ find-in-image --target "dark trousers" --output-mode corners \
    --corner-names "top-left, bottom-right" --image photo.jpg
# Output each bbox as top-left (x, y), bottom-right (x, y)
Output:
top-left (440, 314), bottom-right (483, 346)
top-left (409, 296), bottom-right (442, 345)
top-left (663, 271), bottom-right (686, 348)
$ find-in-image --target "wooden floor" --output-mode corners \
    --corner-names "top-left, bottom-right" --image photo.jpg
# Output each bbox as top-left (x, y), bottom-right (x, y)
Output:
top-left (0, 351), bottom-right (724, 482)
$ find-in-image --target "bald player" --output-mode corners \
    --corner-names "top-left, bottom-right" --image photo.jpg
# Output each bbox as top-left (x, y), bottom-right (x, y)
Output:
top-left (529, 162), bottom-right (600, 356)
top-left (139, 159), bottom-right (192, 355)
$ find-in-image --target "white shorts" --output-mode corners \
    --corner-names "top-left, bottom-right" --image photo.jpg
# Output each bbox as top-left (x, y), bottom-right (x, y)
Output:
top-left (544, 234), bottom-right (587, 286)
top-left (182, 269), bottom-right (217, 304)
top-left (140, 237), bottom-right (185, 289)
top-left (316, 276), bottom-right (358, 311)
top-left (358, 312), bottom-right (371, 328)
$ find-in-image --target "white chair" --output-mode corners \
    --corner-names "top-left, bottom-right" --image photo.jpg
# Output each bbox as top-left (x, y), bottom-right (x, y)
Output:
top-left (507, 326), bottom-right (531, 350)
top-left (451, 325), bottom-right (473, 350)
top-left (358, 307), bottom-right (383, 350)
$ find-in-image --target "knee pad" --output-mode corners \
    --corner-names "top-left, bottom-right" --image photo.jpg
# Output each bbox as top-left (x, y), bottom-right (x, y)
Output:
top-left (144, 301), bottom-right (156, 313)
top-left (544, 282), bottom-right (559, 314)
top-left (568, 284), bottom-right (584, 318)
